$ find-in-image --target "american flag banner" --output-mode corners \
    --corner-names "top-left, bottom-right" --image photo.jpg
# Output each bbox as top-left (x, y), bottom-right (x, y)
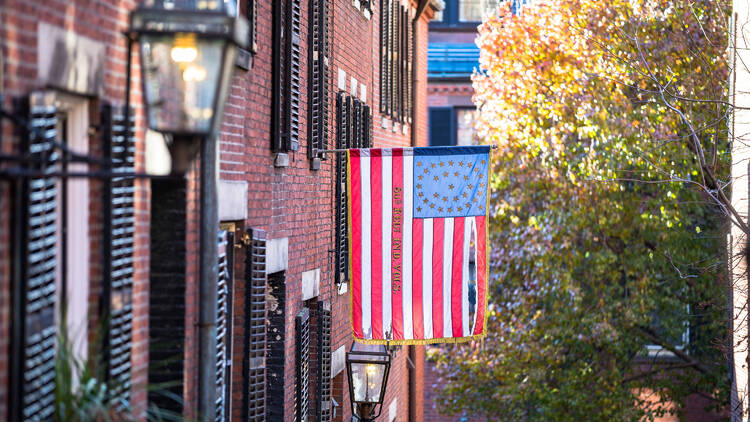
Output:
top-left (347, 146), bottom-right (490, 344)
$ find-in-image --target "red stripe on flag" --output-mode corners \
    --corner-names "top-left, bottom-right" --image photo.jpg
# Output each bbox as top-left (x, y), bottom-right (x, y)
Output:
top-left (451, 217), bottom-right (465, 338)
top-left (370, 149), bottom-right (383, 339)
top-left (411, 219), bottom-right (424, 339)
top-left (474, 216), bottom-right (487, 336)
top-left (432, 219), bottom-right (444, 339)
top-left (350, 152), bottom-right (363, 338)
top-left (391, 149), bottom-right (404, 340)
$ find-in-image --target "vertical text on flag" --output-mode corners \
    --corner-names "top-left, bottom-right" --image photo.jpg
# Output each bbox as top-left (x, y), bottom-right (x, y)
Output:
top-left (392, 186), bottom-right (403, 293)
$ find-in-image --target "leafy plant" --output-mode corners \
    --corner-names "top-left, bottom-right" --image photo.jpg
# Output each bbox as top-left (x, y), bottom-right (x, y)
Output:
top-left (54, 313), bottom-right (184, 422)
top-left (431, 0), bottom-right (731, 420)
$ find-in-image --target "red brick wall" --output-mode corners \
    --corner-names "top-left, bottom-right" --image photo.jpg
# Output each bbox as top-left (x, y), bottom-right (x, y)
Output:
top-left (0, 0), bottom-right (150, 418)
top-left (1, 0), bottom-right (436, 420)
top-left (427, 83), bottom-right (474, 108)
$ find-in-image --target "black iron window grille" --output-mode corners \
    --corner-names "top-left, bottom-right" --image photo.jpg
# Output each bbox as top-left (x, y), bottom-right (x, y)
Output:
top-left (245, 228), bottom-right (267, 421)
top-left (273, 0), bottom-right (302, 152)
top-left (380, 0), bottom-right (414, 124)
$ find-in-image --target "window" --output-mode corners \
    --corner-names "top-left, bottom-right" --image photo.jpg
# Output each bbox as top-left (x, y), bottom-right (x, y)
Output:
top-left (356, 0), bottom-right (373, 17)
top-left (433, 0), bottom-right (529, 26)
top-left (456, 108), bottom-right (477, 145)
top-left (334, 93), bottom-right (372, 286)
top-left (459, 0), bottom-right (490, 22)
top-left (380, 0), bottom-right (414, 123)
top-left (644, 305), bottom-right (690, 359)
top-left (428, 107), bottom-right (478, 146)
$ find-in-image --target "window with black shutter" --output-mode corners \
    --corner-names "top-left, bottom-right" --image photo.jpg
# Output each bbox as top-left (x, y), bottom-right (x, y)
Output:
top-left (308, 0), bottom-right (330, 165)
top-left (317, 301), bottom-right (332, 422)
top-left (333, 93), bottom-right (371, 287)
top-left (296, 308), bottom-right (311, 421)
top-left (245, 228), bottom-right (267, 422)
top-left (101, 104), bottom-right (136, 409)
top-left (380, 0), bottom-right (414, 124)
top-left (273, 0), bottom-right (302, 153)
top-left (10, 91), bottom-right (58, 421)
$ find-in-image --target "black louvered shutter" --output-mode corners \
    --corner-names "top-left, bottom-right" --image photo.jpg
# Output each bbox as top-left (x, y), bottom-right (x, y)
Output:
top-left (390, 0), bottom-right (399, 120)
top-left (344, 95), bottom-right (353, 149)
top-left (362, 104), bottom-right (372, 148)
top-left (401, 5), bottom-right (409, 123)
top-left (272, 0), bottom-right (301, 152)
top-left (429, 108), bottom-right (454, 146)
top-left (272, 0), bottom-right (284, 151)
top-left (10, 92), bottom-right (58, 421)
top-left (380, 0), bottom-right (390, 115)
top-left (296, 308), bottom-right (311, 421)
top-left (248, 0), bottom-right (258, 54)
top-left (244, 228), bottom-right (267, 421)
top-left (407, 7), bottom-right (414, 124)
top-left (216, 230), bottom-right (231, 421)
top-left (317, 301), bottom-right (332, 422)
top-left (101, 104), bottom-right (136, 407)
top-left (334, 93), bottom-right (349, 287)
top-left (396, 3), bottom-right (403, 122)
top-left (350, 98), bottom-right (362, 148)
top-left (308, 0), bottom-right (329, 160)
top-left (286, 0), bottom-right (302, 151)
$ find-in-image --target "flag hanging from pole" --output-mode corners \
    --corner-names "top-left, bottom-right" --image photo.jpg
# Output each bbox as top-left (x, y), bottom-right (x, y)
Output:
top-left (347, 146), bottom-right (490, 344)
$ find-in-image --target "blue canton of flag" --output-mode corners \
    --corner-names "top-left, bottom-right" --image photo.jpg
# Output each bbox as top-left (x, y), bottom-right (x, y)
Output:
top-left (413, 146), bottom-right (489, 219)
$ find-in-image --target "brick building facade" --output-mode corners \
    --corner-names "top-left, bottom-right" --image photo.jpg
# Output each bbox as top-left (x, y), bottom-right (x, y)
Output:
top-left (0, 0), bottom-right (439, 420)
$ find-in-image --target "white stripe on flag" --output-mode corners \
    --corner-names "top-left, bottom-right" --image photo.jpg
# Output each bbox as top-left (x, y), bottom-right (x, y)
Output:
top-left (462, 216), bottom-right (472, 337)
top-left (402, 153), bottom-right (414, 340)
top-left (361, 156), bottom-right (372, 339)
top-left (382, 153), bottom-right (393, 338)
top-left (442, 217), bottom-right (454, 337)
top-left (422, 218), bottom-right (434, 339)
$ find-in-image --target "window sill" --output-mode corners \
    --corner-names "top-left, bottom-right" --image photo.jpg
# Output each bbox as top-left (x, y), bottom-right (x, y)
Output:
top-left (351, 0), bottom-right (372, 20)
top-left (274, 152), bottom-right (290, 168)
top-left (381, 116), bottom-right (411, 135)
top-left (633, 345), bottom-right (688, 362)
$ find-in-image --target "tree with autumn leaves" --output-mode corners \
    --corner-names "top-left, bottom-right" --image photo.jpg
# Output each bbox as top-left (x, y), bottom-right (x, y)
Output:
top-left (430, 0), bottom-right (734, 420)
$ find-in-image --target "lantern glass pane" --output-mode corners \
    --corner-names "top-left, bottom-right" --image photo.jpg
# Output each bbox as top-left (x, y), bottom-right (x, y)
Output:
top-left (140, 34), bottom-right (226, 134)
top-left (350, 362), bottom-right (386, 403)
